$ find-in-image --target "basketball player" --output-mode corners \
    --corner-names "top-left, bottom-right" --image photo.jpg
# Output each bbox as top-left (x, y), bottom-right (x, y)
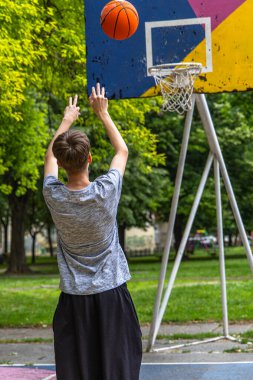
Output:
top-left (43, 83), bottom-right (142, 380)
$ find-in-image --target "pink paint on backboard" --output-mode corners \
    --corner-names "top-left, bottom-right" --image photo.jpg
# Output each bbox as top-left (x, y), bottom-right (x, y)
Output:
top-left (188, 0), bottom-right (247, 30)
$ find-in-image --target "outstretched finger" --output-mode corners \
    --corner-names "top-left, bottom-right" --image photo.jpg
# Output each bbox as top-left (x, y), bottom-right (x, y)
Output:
top-left (69, 96), bottom-right (73, 106)
top-left (96, 82), bottom-right (101, 96)
top-left (73, 94), bottom-right (78, 106)
top-left (91, 86), bottom-right (96, 98)
top-left (101, 86), bottom-right (105, 97)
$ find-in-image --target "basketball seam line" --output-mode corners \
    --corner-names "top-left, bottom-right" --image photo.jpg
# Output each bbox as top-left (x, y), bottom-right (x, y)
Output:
top-left (123, 8), bottom-right (131, 38)
top-left (123, 7), bottom-right (139, 35)
top-left (100, 3), bottom-right (123, 26)
top-left (113, 8), bottom-right (125, 39)
top-left (122, 7), bottom-right (139, 20)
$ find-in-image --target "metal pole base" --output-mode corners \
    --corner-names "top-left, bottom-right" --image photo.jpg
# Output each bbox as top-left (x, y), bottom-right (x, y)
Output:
top-left (152, 335), bottom-right (241, 353)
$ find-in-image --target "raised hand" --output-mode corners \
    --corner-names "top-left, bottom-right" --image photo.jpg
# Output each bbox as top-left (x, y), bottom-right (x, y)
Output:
top-left (63, 95), bottom-right (81, 124)
top-left (89, 83), bottom-right (108, 117)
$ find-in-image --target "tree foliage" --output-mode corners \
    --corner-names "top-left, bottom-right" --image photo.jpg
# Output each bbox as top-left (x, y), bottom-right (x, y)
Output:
top-left (146, 92), bottom-right (253, 247)
top-left (0, 0), bottom-right (167, 270)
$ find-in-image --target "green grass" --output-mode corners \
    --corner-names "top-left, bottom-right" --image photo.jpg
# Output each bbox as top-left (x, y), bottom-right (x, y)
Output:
top-left (128, 279), bottom-right (253, 322)
top-left (0, 248), bottom-right (252, 327)
top-left (0, 276), bottom-right (59, 327)
top-left (156, 332), bottom-right (219, 340)
top-left (240, 331), bottom-right (253, 340)
top-left (224, 347), bottom-right (253, 353)
top-left (0, 338), bottom-right (53, 344)
top-left (156, 331), bottom-right (252, 343)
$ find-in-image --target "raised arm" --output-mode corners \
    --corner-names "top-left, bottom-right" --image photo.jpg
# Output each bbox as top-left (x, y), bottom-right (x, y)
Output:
top-left (44, 95), bottom-right (80, 178)
top-left (89, 83), bottom-right (128, 176)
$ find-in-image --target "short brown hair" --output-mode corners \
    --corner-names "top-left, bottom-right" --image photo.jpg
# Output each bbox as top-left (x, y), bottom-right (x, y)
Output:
top-left (52, 130), bottom-right (90, 173)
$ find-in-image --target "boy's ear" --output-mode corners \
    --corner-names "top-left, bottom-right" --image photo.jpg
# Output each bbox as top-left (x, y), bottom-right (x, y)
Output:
top-left (57, 160), bottom-right (62, 168)
top-left (88, 153), bottom-right (92, 164)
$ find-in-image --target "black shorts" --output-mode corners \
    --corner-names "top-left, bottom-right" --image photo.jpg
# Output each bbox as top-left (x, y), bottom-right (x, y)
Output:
top-left (53, 283), bottom-right (142, 380)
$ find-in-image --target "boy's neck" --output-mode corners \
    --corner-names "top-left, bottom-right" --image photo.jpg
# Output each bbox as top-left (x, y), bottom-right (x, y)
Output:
top-left (66, 169), bottom-right (91, 190)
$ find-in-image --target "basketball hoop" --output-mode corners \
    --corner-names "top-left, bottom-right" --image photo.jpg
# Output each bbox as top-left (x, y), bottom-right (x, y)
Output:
top-left (148, 62), bottom-right (202, 114)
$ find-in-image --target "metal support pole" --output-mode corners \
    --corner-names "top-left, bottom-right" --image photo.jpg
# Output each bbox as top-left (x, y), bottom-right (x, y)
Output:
top-left (147, 98), bottom-right (196, 351)
top-left (147, 94), bottom-right (248, 352)
top-left (214, 158), bottom-right (229, 337)
top-left (153, 152), bottom-right (214, 342)
top-left (152, 156), bottom-right (238, 352)
top-left (196, 94), bottom-right (253, 274)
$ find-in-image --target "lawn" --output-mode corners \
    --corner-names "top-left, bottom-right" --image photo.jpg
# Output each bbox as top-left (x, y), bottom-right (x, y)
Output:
top-left (0, 248), bottom-right (252, 327)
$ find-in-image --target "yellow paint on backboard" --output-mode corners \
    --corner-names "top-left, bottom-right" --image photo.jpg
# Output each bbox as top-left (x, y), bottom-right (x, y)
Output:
top-left (142, 0), bottom-right (253, 96)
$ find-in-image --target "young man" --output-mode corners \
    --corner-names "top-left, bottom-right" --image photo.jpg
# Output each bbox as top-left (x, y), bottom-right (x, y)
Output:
top-left (43, 83), bottom-right (142, 380)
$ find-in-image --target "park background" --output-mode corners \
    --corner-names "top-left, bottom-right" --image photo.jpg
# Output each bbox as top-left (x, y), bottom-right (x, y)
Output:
top-left (0, 0), bottom-right (253, 342)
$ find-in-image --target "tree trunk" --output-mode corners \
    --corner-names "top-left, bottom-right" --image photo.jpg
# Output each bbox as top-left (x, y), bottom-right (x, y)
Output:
top-left (235, 233), bottom-right (239, 246)
top-left (47, 224), bottom-right (54, 257)
top-left (1, 218), bottom-right (9, 255)
top-left (31, 232), bottom-right (37, 264)
top-left (118, 224), bottom-right (126, 257)
top-left (228, 233), bottom-right (233, 247)
top-left (174, 216), bottom-right (184, 252)
top-left (7, 193), bottom-right (30, 273)
top-left (4, 222), bottom-right (8, 255)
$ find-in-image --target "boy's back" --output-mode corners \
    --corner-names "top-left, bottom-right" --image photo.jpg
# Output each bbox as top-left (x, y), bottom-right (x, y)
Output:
top-left (43, 169), bottom-right (130, 295)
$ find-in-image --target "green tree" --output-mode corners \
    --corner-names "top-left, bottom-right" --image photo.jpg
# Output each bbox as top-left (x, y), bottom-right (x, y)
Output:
top-left (209, 92), bottom-right (253, 238)
top-left (4, 96), bottom-right (47, 273)
top-left (146, 93), bottom-right (253, 251)
top-left (0, 0), bottom-right (166, 272)
top-left (0, 0), bottom-right (50, 272)
top-left (25, 188), bottom-right (50, 264)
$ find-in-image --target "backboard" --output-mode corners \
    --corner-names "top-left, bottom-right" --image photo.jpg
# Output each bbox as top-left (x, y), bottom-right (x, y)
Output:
top-left (85, 0), bottom-right (253, 98)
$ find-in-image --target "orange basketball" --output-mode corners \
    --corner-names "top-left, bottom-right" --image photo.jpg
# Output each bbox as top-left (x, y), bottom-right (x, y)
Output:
top-left (100, 0), bottom-right (139, 40)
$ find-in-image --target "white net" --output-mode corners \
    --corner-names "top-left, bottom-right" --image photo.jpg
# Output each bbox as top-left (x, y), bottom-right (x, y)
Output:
top-left (149, 63), bottom-right (202, 114)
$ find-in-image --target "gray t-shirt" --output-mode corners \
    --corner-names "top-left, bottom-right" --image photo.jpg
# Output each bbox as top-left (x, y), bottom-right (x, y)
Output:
top-left (43, 168), bottom-right (131, 295)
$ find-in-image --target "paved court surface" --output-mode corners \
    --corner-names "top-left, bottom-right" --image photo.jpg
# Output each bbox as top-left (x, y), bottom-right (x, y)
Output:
top-left (0, 323), bottom-right (252, 378)
top-left (1, 338), bottom-right (253, 365)
top-left (1, 362), bottom-right (253, 380)
top-left (140, 363), bottom-right (253, 380)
